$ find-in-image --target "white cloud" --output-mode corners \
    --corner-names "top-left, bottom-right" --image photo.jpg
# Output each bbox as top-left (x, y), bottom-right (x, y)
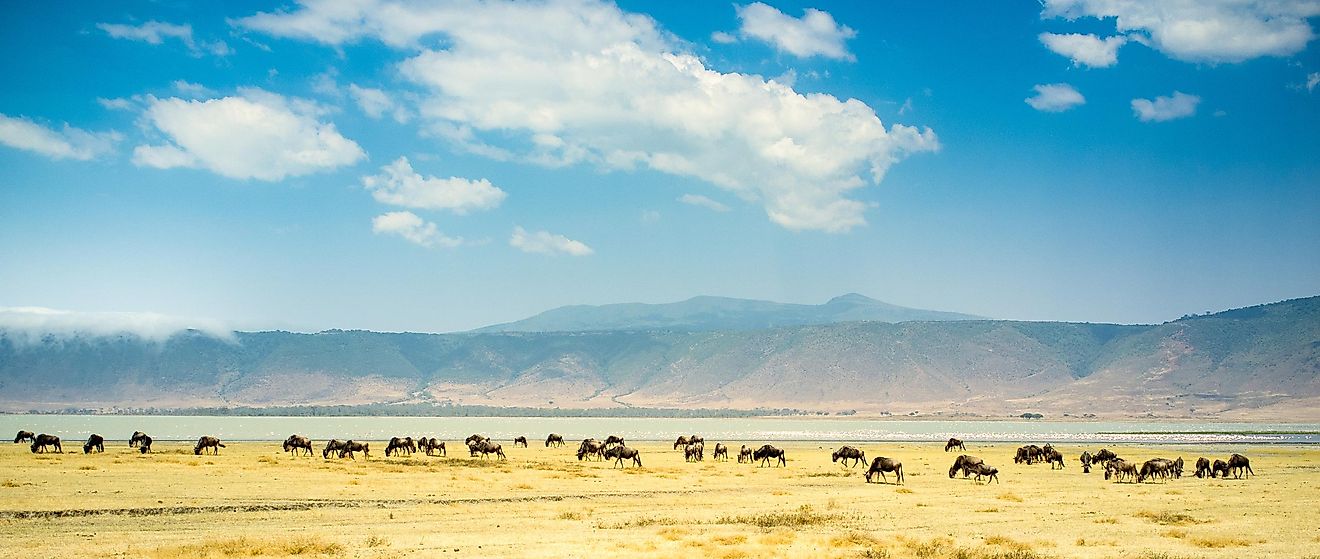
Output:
top-left (97, 97), bottom-right (134, 111)
top-left (238, 0), bottom-right (937, 233)
top-left (1131, 91), bottom-right (1200, 122)
top-left (371, 211), bottom-right (462, 248)
top-left (509, 226), bottom-right (593, 256)
top-left (678, 193), bottom-right (731, 212)
top-left (172, 80), bottom-right (214, 97)
top-left (735, 2), bottom-right (856, 60)
top-left (640, 209), bottom-right (661, 224)
top-left (1308, 72), bottom-right (1320, 92)
top-left (362, 157), bottom-right (506, 213)
top-left (1038, 32), bottom-right (1126, 67)
top-left (132, 89), bottom-right (366, 181)
top-left (97, 20), bottom-right (231, 57)
top-left (1042, 0), bottom-right (1320, 63)
top-left (710, 31), bottom-right (737, 44)
top-left (1025, 83), bottom-right (1086, 112)
top-left (0, 306), bottom-right (234, 346)
top-left (0, 113), bottom-right (120, 160)
top-left (348, 84), bottom-right (410, 123)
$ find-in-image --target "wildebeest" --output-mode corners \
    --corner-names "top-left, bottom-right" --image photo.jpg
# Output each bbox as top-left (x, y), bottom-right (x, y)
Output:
top-left (737, 445), bottom-right (753, 464)
top-left (465, 434), bottom-right (488, 446)
top-left (948, 455), bottom-right (983, 478)
top-left (1014, 445), bottom-right (1044, 465)
top-left (1137, 458), bottom-right (1175, 483)
top-left (30, 434), bottom-right (62, 453)
top-left (832, 445), bottom-right (866, 468)
top-left (470, 440), bottom-right (506, 460)
top-left (1044, 448), bottom-right (1065, 469)
top-left (137, 435), bottom-right (153, 454)
top-left (1195, 457), bottom-right (1211, 478)
top-left (545, 433), bottom-right (564, 447)
top-left (603, 435), bottom-right (625, 448)
top-left (1227, 453), bottom-right (1253, 479)
top-left (14, 430), bottom-right (35, 444)
top-left (385, 437), bottom-right (416, 457)
top-left (419, 438), bottom-right (446, 456)
top-left (513, 436), bottom-right (528, 448)
top-left (684, 442), bottom-right (704, 462)
top-left (577, 439), bottom-right (605, 461)
top-left (1171, 457), bottom-right (1184, 479)
top-left (1105, 459), bottom-right (1138, 482)
top-left (673, 436), bottom-right (691, 450)
top-left (339, 440), bottom-right (370, 460)
top-left (1092, 449), bottom-right (1117, 463)
top-left (688, 435), bottom-right (704, 445)
top-left (945, 438), bottom-right (966, 452)
top-left (1211, 459), bottom-right (1230, 478)
top-left (864, 456), bottom-right (904, 484)
top-left (753, 444), bottom-right (786, 467)
top-left (712, 443), bottom-right (728, 461)
top-left (323, 439), bottom-right (347, 459)
top-left (129, 431), bottom-right (150, 448)
top-left (194, 436), bottom-right (226, 455)
top-left (83, 434), bottom-right (105, 454)
top-left (967, 462), bottom-right (999, 484)
top-left (283, 435), bottom-right (313, 456)
top-left (603, 444), bottom-right (642, 468)
top-left (1080, 451), bottom-right (1094, 473)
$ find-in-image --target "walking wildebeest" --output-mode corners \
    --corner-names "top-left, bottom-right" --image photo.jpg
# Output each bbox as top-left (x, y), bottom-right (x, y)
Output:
top-left (194, 436), bottom-right (225, 455)
top-left (948, 455), bottom-right (983, 478)
top-left (545, 434), bottom-right (564, 447)
top-left (967, 462), bottom-right (999, 484)
top-left (1195, 457), bottom-right (1211, 478)
top-left (513, 436), bottom-right (528, 448)
top-left (712, 443), bottom-right (728, 461)
top-left (603, 435), bottom-right (625, 448)
top-left (83, 434), bottom-right (105, 454)
top-left (945, 438), bottom-right (966, 452)
top-left (30, 434), bottom-right (62, 453)
top-left (385, 437), bottom-right (416, 457)
top-left (864, 456), bottom-right (904, 484)
top-left (323, 439), bottom-right (347, 459)
top-left (1227, 454), bottom-right (1254, 479)
top-left (283, 435), bottom-right (313, 456)
top-left (832, 446), bottom-right (866, 468)
top-left (603, 445), bottom-right (642, 468)
top-left (737, 445), bottom-right (753, 464)
top-left (339, 440), bottom-right (370, 460)
top-left (577, 439), bottom-right (605, 461)
top-left (471, 440), bottom-right (506, 460)
top-left (129, 431), bottom-right (149, 448)
top-left (684, 442), bottom-right (704, 462)
top-left (753, 444), bottom-right (786, 467)
top-left (14, 430), bottom-right (35, 444)
top-left (1105, 459), bottom-right (1138, 482)
top-left (673, 436), bottom-right (691, 450)
top-left (137, 434), bottom-right (153, 454)
top-left (1044, 448), bottom-right (1065, 469)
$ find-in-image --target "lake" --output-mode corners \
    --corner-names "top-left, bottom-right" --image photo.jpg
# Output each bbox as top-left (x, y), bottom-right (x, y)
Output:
top-left (2, 415), bottom-right (1316, 444)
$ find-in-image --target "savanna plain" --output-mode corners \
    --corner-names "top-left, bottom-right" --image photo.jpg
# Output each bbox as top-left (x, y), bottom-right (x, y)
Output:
top-left (0, 439), bottom-right (1315, 559)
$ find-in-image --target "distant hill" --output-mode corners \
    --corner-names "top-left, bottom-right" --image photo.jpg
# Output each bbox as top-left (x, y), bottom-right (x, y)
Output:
top-left (0, 296), bottom-right (1316, 420)
top-left (472, 293), bottom-right (984, 333)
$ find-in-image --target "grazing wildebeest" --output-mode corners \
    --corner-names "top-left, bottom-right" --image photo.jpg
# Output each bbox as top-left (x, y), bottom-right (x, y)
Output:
top-left (1093, 449), bottom-right (1117, 463)
top-left (688, 435), bottom-right (704, 445)
top-left (83, 434), bottom-right (105, 454)
top-left (1105, 459), bottom-right (1138, 482)
top-left (945, 438), bottom-right (966, 452)
top-left (1227, 453), bottom-right (1253, 479)
top-left (323, 439), bottom-right (347, 459)
top-left (416, 437), bottom-right (443, 456)
top-left (713, 443), bottom-right (729, 461)
top-left (948, 455), bottom-right (984, 478)
top-left (465, 434), bottom-right (488, 446)
top-left (753, 444), bottom-right (786, 467)
top-left (967, 462), bottom-right (999, 484)
top-left (577, 439), bottom-right (605, 461)
top-left (385, 437), bottom-right (416, 457)
top-left (472, 440), bottom-right (506, 460)
top-left (129, 431), bottom-right (149, 448)
top-left (737, 445), bottom-right (753, 464)
top-left (513, 436), bottom-right (528, 448)
top-left (283, 435), bottom-right (313, 456)
top-left (603, 435), bottom-right (625, 448)
top-left (684, 442), bottom-right (704, 462)
top-left (1080, 451), bottom-right (1094, 473)
top-left (1044, 448), bottom-right (1065, 469)
top-left (14, 430), bottom-right (35, 444)
top-left (832, 445), bottom-right (866, 468)
top-left (339, 440), bottom-right (370, 460)
top-left (137, 435), bottom-right (153, 454)
top-left (1014, 445), bottom-right (1044, 465)
top-left (603, 445), bottom-right (642, 468)
top-left (1194, 457), bottom-right (1211, 478)
top-left (194, 436), bottom-right (225, 455)
top-left (673, 436), bottom-right (691, 450)
top-left (30, 434), bottom-right (62, 454)
top-left (1137, 458), bottom-right (1175, 482)
top-left (1211, 459), bottom-right (1230, 478)
top-left (546, 433), bottom-right (565, 447)
top-left (864, 456), bottom-right (904, 484)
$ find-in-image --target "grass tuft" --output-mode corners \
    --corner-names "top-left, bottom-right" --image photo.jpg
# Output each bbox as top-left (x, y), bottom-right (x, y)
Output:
top-left (149, 536), bottom-right (343, 558)
top-left (715, 504), bottom-right (837, 529)
top-left (1135, 510), bottom-right (1203, 525)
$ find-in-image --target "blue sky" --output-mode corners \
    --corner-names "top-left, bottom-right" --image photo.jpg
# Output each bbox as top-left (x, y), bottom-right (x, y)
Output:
top-left (1, 1), bottom-right (1318, 333)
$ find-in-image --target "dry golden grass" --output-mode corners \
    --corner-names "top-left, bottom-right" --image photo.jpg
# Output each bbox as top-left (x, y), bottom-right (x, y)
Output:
top-left (0, 441), bottom-right (1313, 558)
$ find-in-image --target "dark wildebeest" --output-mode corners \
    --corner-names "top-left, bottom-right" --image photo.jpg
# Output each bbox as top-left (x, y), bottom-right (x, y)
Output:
top-left (1211, 459), bottom-right (1230, 478)
top-left (137, 435), bottom-right (153, 454)
top-left (945, 438), bottom-right (966, 452)
top-left (1014, 445), bottom-right (1044, 465)
top-left (1105, 459), bottom-right (1138, 482)
top-left (1171, 457), bottom-right (1184, 479)
top-left (194, 436), bottom-right (225, 455)
top-left (1138, 458), bottom-right (1175, 483)
top-left (465, 434), bottom-right (488, 446)
top-left (1080, 451), bottom-right (1094, 473)
top-left (385, 437), bottom-right (416, 457)
top-left (323, 439), bottom-right (347, 459)
top-left (688, 435), bottom-right (704, 446)
top-left (129, 431), bottom-right (149, 448)
top-left (546, 434), bottom-right (565, 447)
top-left (1194, 457), bottom-right (1211, 478)
top-left (472, 440), bottom-right (506, 460)
top-left (832, 445), bottom-right (866, 468)
top-left (753, 444), bottom-right (786, 467)
top-left (1227, 454), bottom-right (1253, 479)
top-left (30, 434), bottom-right (62, 454)
top-left (577, 439), bottom-right (605, 461)
top-left (1092, 449), bottom-right (1117, 463)
top-left (712, 443), bottom-right (729, 461)
top-left (967, 462), bottom-right (999, 484)
top-left (948, 455), bottom-right (983, 478)
top-left (14, 430), bottom-right (35, 444)
top-left (513, 436), bottom-right (528, 448)
top-left (339, 440), bottom-right (370, 460)
top-left (673, 435), bottom-right (691, 450)
top-left (83, 434), bottom-right (105, 454)
top-left (864, 456), bottom-right (904, 484)
top-left (603, 445), bottom-right (642, 468)
top-left (684, 442), bottom-right (704, 462)
top-left (603, 435), bottom-right (625, 448)
top-left (283, 435), bottom-right (313, 456)
top-left (1044, 448), bottom-right (1065, 469)
top-left (737, 445), bottom-right (753, 464)
top-left (418, 438), bottom-right (446, 456)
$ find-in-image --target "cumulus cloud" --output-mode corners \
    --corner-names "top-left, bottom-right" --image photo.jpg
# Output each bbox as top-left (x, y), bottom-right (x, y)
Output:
top-left (237, 0), bottom-right (936, 232)
top-left (1042, 0), bottom-right (1320, 63)
top-left (97, 20), bottom-right (231, 57)
top-left (362, 157), bottom-right (506, 213)
top-left (0, 306), bottom-right (234, 346)
top-left (710, 31), bottom-right (737, 44)
top-left (132, 89), bottom-right (366, 181)
top-left (1025, 83), bottom-right (1086, 112)
top-left (172, 80), bottom-right (214, 97)
top-left (0, 113), bottom-right (120, 160)
top-left (1308, 72), bottom-right (1320, 92)
top-left (678, 193), bottom-right (731, 212)
top-left (509, 226), bottom-right (593, 256)
top-left (735, 2), bottom-right (856, 60)
top-left (1039, 32), bottom-right (1126, 67)
top-left (348, 84), bottom-right (410, 123)
top-left (371, 211), bottom-right (462, 248)
top-left (1131, 91), bottom-right (1200, 122)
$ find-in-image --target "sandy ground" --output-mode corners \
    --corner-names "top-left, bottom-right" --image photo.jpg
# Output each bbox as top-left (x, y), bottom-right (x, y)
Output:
top-left (0, 439), bottom-right (1314, 558)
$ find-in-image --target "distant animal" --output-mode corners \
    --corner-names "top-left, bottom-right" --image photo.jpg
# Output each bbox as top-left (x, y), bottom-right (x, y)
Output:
top-left (684, 442), bottom-right (704, 462)
top-left (137, 435), bottom-right (153, 454)
top-left (129, 431), bottom-right (150, 448)
top-left (1171, 457), bottom-right (1184, 479)
top-left (832, 446), bottom-right (867, 468)
top-left (1195, 457), bottom-right (1211, 478)
top-left (673, 436), bottom-right (691, 450)
top-left (737, 445), bottom-right (753, 464)
top-left (1105, 459), bottom-right (1137, 482)
top-left (1211, 459), bottom-right (1230, 478)
top-left (1044, 449), bottom-right (1065, 469)
top-left (83, 434), bottom-right (105, 454)
top-left (687, 435), bottom-right (704, 445)
top-left (283, 435), bottom-right (313, 456)
top-left (465, 434), bottom-right (488, 446)
top-left (471, 440), bottom-right (506, 460)
top-left (949, 455), bottom-right (983, 478)
top-left (577, 439), bottom-right (605, 461)
top-left (712, 443), bottom-right (728, 461)
top-left (1137, 459), bottom-right (1174, 483)
top-left (945, 438), bottom-right (966, 452)
top-left (323, 439), bottom-right (347, 459)
top-left (1092, 449), bottom-right (1117, 463)
top-left (385, 437), bottom-right (416, 457)
top-left (603, 435), bottom-right (625, 448)
top-left (513, 436), bottom-right (528, 448)
top-left (1227, 453), bottom-right (1253, 479)
top-left (864, 456), bottom-right (904, 484)
top-left (30, 434), bottom-right (62, 454)
top-left (194, 436), bottom-right (225, 455)
top-left (419, 438), bottom-right (446, 456)
top-left (603, 445), bottom-right (642, 468)
top-left (1080, 451), bottom-right (1093, 473)
top-left (753, 444), bottom-right (786, 467)
top-left (545, 434), bottom-right (565, 447)
top-left (14, 430), bottom-right (35, 444)
top-left (1014, 445), bottom-right (1044, 465)
top-left (967, 462), bottom-right (999, 484)
top-left (339, 440), bottom-right (370, 460)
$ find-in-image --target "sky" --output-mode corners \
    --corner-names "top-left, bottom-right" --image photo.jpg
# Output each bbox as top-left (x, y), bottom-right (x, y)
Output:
top-left (1, 0), bottom-right (1318, 334)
